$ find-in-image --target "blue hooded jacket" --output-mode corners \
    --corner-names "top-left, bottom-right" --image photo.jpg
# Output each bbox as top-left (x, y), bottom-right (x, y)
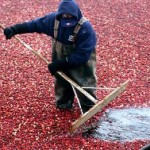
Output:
top-left (25, 0), bottom-right (97, 66)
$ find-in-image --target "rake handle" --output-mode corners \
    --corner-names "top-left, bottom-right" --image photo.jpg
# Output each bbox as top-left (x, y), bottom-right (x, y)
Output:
top-left (0, 24), bottom-right (49, 64)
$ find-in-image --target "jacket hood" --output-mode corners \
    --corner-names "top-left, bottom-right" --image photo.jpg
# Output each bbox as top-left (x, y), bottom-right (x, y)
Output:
top-left (56, 0), bottom-right (83, 27)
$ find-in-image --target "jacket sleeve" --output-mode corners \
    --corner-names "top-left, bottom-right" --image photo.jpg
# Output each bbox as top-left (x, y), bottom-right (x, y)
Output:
top-left (25, 13), bottom-right (55, 36)
top-left (67, 23), bottom-right (97, 66)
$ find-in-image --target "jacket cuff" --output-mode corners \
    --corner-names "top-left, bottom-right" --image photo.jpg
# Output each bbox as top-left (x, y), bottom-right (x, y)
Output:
top-left (12, 23), bottom-right (28, 34)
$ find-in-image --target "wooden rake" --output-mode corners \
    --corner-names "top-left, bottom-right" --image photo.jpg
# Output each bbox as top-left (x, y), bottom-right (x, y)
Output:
top-left (0, 24), bottom-right (129, 133)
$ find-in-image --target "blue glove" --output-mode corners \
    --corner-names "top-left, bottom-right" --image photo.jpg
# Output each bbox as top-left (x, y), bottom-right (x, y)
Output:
top-left (4, 27), bottom-right (15, 39)
top-left (4, 23), bottom-right (28, 39)
top-left (48, 58), bottom-right (69, 75)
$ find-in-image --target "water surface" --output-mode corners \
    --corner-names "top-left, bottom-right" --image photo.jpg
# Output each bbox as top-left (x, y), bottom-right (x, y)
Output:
top-left (83, 108), bottom-right (150, 141)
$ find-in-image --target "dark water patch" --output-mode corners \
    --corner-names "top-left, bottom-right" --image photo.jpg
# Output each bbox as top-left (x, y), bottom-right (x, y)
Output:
top-left (82, 108), bottom-right (150, 142)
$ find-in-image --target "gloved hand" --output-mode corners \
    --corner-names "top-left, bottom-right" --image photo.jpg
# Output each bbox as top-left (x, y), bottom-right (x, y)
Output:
top-left (4, 23), bottom-right (28, 39)
top-left (48, 58), bottom-right (69, 75)
top-left (4, 27), bottom-right (15, 39)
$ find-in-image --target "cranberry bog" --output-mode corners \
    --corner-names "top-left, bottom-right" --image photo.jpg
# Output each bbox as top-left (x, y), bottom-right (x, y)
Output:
top-left (0, 0), bottom-right (149, 149)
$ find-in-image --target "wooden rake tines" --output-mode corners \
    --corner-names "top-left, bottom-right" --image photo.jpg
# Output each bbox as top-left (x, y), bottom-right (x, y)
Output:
top-left (70, 79), bottom-right (129, 133)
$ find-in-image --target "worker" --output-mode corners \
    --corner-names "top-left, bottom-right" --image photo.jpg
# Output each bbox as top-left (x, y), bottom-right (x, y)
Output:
top-left (4, 0), bottom-right (97, 113)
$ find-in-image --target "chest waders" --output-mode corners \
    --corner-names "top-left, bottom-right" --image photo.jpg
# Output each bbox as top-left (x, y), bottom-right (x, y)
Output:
top-left (52, 17), bottom-right (97, 113)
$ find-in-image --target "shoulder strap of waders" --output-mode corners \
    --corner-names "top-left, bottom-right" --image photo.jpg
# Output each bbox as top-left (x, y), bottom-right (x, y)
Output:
top-left (54, 19), bottom-right (60, 39)
top-left (73, 17), bottom-right (87, 42)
